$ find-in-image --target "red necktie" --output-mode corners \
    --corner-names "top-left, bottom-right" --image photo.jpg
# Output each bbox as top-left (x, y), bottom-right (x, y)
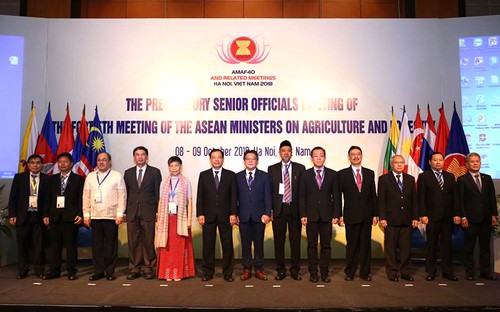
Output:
top-left (356, 169), bottom-right (362, 192)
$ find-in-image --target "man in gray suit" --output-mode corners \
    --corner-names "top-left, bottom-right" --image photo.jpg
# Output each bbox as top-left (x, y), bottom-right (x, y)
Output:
top-left (124, 146), bottom-right (162, 280)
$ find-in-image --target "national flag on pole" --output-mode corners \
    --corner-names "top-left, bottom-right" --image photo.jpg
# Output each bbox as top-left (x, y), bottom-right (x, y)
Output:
top-left (396, 107), bottom-right (412, 174)
top-left (81, 106), bottom-right (106, 173)
top-left (34, 104), bottom-right (58, 175)
top-left (408, 105), bottom-right (424, 179)
top-left (418, 105), bottom-right (436, 172)
top-left (18, 102), bottom-right (39, 172)
top-left (72, 105), bottom-right (90, 176)
top-left (434, 103), bottom-right (449, 155)
top-left (444, 103), bottom-right (470, 179)
top-left (383, 107), bottom-right (400, 174)
top-left (53, 104), bottom-right (75, 174)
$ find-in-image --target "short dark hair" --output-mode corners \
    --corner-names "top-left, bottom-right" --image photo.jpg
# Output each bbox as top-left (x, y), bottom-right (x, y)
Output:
top-left (57, 152), bottom-right (73, 162)
top-left (27, 154), bottom-right (43, 163)
top-left (243, 150), bottom-right (259, 161)
top-left (209, 148), bottom-right (224, 159)
top-left (98, 152), bottom-right (112, 161)
top-left (279, 140), bottom-right (292, 149)
top-left (311, 146), bottom-right (326, 157)
top-left (429, 151), bottom-right (443, 161)
top-left (348, 145), bottom-right (362, 155)
top-left (133, 146), bottom-right (148, 156)
top-left (168, 156), bottom-right (182, 165)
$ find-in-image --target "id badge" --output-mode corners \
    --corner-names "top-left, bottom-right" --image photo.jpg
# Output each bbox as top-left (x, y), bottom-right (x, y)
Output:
top-left (94, 190), bottom-right (103, 204)
top-left (56, 196), bottom-right (65, 208)
top-left (29, 195), bottom-right (38, 208)
top-left (168, 202), bottom-right (177, 214)
top-left (278, 183), bottom-right (285, 195)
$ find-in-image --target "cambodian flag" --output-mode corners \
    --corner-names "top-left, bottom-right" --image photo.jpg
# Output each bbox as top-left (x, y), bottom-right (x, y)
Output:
top-left (418, 105), bottom-right (436, 171)
top-left (72, 105), bottom-right (89, 176)
top-left (34, 104), bottom-right (58, 175)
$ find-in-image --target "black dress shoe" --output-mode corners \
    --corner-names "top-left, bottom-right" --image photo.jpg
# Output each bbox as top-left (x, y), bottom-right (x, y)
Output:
top-left (443, 274), bottom-right (458, 281)
top-left (275, 273), bottom-right (286, 281)
top-left (16, 270), bottom-right (29, 279)
top-left (344, 276), bottom-right (353, 281)
top-left (35, 269), bottom-right (44, 278)
top-left (321, 274), bottom-right (331, 283)
top-left (224, 276), bottom-right (234, 282)
top-left (310, 273), bottom-right (319, 283)
top-left (88, 273), bottom-right (105, 281)
top-left (479, 274), bottom-right (498, 281)
top-left (361, 275), bottom-right (372, 281)
top-left (465, 275), bottom-right (474, 281)
top-left (144, 273), bottom-right (155, 280)
top-left (68, 275), bottom-right (77, 281)
top-left (388, 276), bottom-right (399, 282)
top-left (127, 272), bottom-right (141, 280)
top-left (201, 275), bottom-right (213, 282)
top-left (42, 272), bottom-right (61, 280)
top-left (291, 273), bottom-right (302, 281)
top-left (106, 275), bottom-right (116, 281)
top-left (401, 274), bottom-right (414, 281)
top-left (425, 274), bottom-right (435, 281)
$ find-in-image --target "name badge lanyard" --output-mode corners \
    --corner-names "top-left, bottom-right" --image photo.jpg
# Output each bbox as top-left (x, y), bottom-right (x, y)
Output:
top-left (169, 178), bottom-right (180, 203)
top-left (97, 170), bottom-right (111, 189)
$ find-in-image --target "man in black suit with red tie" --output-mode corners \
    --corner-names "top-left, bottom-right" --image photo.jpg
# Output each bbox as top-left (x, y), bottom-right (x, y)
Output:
top-left (267, 140), bottom-right (305, 281)
top-left (338, 146), bottom-right (377, 281)
top-left (457, 152), bottom-right (498, 281)
top-left (124, 146), bottom-right (162, 280)
top-left (378, 154), bottom-right (418, 282)
top-left (197, 149), bottom-right (238, 282)
top-left (418, 152), bottom-right (460, 282)
top-left (8, 154), bottom-right (48, 279)
top-left (299, 146), bottom-right (341, 283)
top-left (42, 153), bottom-right (84, 280)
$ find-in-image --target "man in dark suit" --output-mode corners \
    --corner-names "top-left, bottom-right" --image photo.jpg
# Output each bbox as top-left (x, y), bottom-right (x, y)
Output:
top-left (196, 149), bottom-right (238, 282)
top-left (378, 154), bottom-right (418, 282)
top-left (124, 146), bottom-right (162, 280)
top-left (236, 150), bottom-right (272, 281)
top-left (457, 152), bottom-right (498, 281)
top-left (267, 140), bottom-right (305, 281)
top-left (42, 153), bottom-right (84, 280)
top-left (8, 154), bottom-right (48, 279)
top-left (299, 146), bottom-right (341, 283)
top-left (338, 146), bottom-right (377, 281)
top-left (418, 152), bottom-right (460, 282)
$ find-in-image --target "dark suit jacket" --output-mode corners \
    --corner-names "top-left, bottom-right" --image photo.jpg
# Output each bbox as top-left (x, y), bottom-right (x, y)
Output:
top-left (457, 172), bottom-right (497, 223)
top-left (418, 170), bottom-right (458, 223)
top-left (124, 165), bottom-right (162, 222)
top-left (196, 168), bottom-right (238, 223)
top-left (299, 167), bottom-right (341, 222)
top-left (236, 169), bottom-right (272, 222)
top-left (44, 172), bottom-right (84, 223)
top-left (338, 166), bottom-right (377, 224)
top-left (267, 161), bottom-right (305, 218)
top-left (8, 171), bottom-right (48, 225)
top-left (377, 172), bottom-right (418, 226)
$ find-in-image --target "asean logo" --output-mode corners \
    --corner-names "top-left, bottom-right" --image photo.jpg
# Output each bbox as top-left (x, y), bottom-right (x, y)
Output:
top-left (217, 36), bottom-right (271, 64)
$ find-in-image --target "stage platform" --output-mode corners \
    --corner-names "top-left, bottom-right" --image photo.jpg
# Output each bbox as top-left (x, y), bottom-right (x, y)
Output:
top-left (0, 259), bottom-right (498, 312)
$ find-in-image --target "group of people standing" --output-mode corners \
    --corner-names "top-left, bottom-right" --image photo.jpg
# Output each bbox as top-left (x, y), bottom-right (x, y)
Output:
top-left (7, 141), bottom-right (498, 283)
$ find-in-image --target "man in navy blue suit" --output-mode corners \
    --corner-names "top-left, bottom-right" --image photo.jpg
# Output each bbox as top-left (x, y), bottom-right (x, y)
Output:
top-left (236, 150), bottom-right (272, 281)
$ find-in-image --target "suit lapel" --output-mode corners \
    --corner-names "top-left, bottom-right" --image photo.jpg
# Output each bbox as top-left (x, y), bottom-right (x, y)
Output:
top-left (389, 172), bottom-right (400, 192)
